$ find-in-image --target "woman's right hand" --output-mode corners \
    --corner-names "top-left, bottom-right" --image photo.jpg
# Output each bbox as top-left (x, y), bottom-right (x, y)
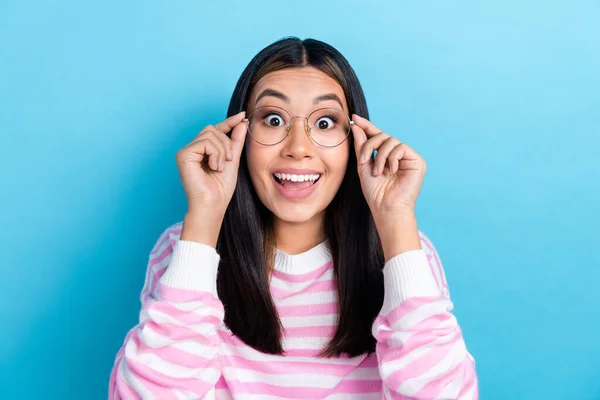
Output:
top-left (175, 111), bottom-right (248, 217)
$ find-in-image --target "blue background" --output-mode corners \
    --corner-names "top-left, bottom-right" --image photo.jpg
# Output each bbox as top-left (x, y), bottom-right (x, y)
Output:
top-left (1, 1), bottom-right (598, 399)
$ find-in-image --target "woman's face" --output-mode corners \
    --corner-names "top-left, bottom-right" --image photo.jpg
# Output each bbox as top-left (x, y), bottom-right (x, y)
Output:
top-left (245, 66), bottom-right (351, 225)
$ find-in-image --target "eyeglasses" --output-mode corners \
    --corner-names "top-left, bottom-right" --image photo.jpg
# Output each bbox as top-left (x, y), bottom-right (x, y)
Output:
top-left (243, 105), bottom-right (354, 148)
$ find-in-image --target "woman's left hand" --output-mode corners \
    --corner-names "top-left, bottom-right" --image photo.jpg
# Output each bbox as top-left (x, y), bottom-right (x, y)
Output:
top-left (351, 114), bottom-right (427, 220)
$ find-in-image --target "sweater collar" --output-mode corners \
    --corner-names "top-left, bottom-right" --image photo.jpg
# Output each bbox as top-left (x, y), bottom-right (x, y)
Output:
top-left (273, 240), bottom-right (332, 274)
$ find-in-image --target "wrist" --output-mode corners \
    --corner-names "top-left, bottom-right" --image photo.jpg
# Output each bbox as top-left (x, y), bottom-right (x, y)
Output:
top-left (375, 214), bottom-right (422, 262)
top-left (181, 211), bottom-right (224, 247)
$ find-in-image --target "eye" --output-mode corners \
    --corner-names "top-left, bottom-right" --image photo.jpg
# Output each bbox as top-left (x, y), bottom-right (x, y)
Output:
top-left (315, 115), bottom-right (338, 130)
top-left (263, 113), bottom-right (286, 127)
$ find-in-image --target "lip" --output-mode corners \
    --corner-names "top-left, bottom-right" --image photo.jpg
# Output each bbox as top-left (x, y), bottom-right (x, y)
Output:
top-left (272, 168), bottom-right (322, 200)
top-left (271, 168), bottom-right (322, 175)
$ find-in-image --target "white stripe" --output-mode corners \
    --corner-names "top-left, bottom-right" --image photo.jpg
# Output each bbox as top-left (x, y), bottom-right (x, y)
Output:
top-left (378, 331), bottom-right (459, 382)
top-left (392, 300), bottom-right (449, 329)
top-left (270, 269), bottom-right (334, 292)
top-left (125, 332), bottom-right (220, 380)
top-left (222, 367), bottom-right (341, 388)
top-left (144, 307), bottom-right (223, 328)
top-left (168, 300), bottom-right (223, 313)
top-left (280, 313), bottom-right (337, 328)
top-left (324, 393), bottom-right (380, 400)
top-left (374, 311), bottom-right (457, 341)
top-left (458, 377), bottom-right (477, 399)
top-left (275, 290), bottom-right (337, 307)
top-left (221, 363), bottom-right (380, 388)
top-left (282, 335), bottom-right (332, 350)
top-left (398, 339), bottom-right (467, 395)
top-left (140, 324), bottom-right (218, 356)
top-left (219, 342), bottom-right (368, 365)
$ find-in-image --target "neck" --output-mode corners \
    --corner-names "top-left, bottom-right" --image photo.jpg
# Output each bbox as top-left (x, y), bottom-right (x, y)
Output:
top-left (273, 212), bottom-right (326, 255)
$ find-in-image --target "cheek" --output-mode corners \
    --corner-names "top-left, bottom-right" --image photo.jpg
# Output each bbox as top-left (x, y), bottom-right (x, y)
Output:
top-left (323, 147), bottom-right (350, 183)
top-left (245, 143), bottom-right (274, 187)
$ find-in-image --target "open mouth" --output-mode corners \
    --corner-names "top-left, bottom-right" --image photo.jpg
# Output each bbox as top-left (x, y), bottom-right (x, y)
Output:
top-left (273, 172), bottom-right (322, 190)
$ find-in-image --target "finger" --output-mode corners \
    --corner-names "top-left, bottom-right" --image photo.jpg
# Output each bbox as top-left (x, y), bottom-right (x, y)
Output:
top-left (229, 120), bottom-right (248, 160)
top-left (373, 137), bottom-right (400, 176)
top-left (194, 129), bottom-right (233, 161)
top-left (189, 134), bottom-right (227, 171)
top-left (189, 138), bottom-right (223, 171)
top-left (359, 133), bottom-right (390, 165)
top-left (352, 114), bottom-right (385, 137)
top-left (350, 123), bottom-right (367, 162)
top-left (389, 143), bottom-right (423, 174)
top-left (214, 111), bottom-right (246, 134)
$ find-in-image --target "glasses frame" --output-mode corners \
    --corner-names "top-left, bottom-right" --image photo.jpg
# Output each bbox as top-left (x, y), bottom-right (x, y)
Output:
top-left (243, 105), bottom-right (354, 148)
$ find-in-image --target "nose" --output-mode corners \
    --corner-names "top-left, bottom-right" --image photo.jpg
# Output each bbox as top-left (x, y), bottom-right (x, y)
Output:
top-left (281, 117), bottom-right (313, 159)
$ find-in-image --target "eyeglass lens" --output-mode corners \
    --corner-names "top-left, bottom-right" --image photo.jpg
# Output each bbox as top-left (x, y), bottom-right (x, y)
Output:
top-left (246, 106), bottom-right (351, 147)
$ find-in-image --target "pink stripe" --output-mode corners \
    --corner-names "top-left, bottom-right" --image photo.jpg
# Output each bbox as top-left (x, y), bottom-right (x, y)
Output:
top-left (215, 375), bottom-right (228, 389)
top-left (220, 354), bottom-right (372, 376)
top-left (271, 261), bottom-right (333, 283)
top-left (419, 233), bottom-right (449, 293)
top-left (382, 335), bottom-right (461, 385)
top-left (383, 296), bottom-right (441, 322)
top-left (375, 312), bottom-right (454, 348)
top-left (388, 302), bottom-right (450, 328)
top-left (221, 332), bottom-right (374, 359)
top-left (271, 280), bottom-right (336, 299)
top-left (141, 243), bottom-right (172, 302)
top-left (223, 379), bottom-right (381, 397)
top-left (113, 364), bottom-right (143, 400)
top-left (426, 253), bottom-right (443, 291)
top-left (414, 361), bottom-right (464, 398)
top-left (419, 233), bottom-right (433, 251)
top-left (431, 248), bottom-right (449, 291)
top-left (149, 243), bottom-right (173, 267)
top-left (150, 231), bottom-right (171, 256)
top-left (155, 282), bottom-right (224, 306)
top-left (147, 301), bottom-right (223, 325)
top-left (124, 355), bottom-right (215, 397)
top-left (282, 348), bottom-right (332, 357)
top-left (277, 301), bottom-right (337, 317)
top-left (143, 320), bottom-right (221, 347)
top-left (456, 356), bottom-right (478, 399)
top-left (131, 331), bottom-right (218, 370)
top-left (284, 324), bottom-right (337, 338)
top-left (141, 265), bottom-right (169, 303)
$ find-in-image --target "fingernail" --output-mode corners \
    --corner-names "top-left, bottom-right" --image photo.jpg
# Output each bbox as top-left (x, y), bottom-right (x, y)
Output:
top-left (227, 149), bottom-right (233, 160)
top-left (220, 161), bottom-right (225, 171)
top-left (360, 153), bottom-right (367, 163)
top-left (372, 166), bottom-right (379, 175)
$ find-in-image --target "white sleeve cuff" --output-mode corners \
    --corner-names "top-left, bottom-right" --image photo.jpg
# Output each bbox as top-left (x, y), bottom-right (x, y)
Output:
top-left (158, 240), bottom-right (221, 294)
top-left (381, 249), bottom-right (442, 314)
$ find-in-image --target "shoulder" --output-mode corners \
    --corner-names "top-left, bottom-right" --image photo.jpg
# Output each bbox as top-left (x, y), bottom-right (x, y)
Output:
top-left (418, 230), bottom-right (450, 299)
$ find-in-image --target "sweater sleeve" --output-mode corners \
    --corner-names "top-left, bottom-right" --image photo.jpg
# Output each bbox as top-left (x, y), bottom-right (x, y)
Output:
top-left (372, 232), bottom-right (479, 400)
top-left (108, 224), bottom-right (225, 399)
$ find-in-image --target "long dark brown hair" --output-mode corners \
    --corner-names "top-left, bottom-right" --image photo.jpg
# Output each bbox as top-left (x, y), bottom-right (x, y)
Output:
top-left (216, 36), bottom-right (384, 357)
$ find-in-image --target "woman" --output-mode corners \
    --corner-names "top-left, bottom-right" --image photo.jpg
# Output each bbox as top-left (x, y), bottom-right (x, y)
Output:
top-left (109, 36), bottom-right (478, 399)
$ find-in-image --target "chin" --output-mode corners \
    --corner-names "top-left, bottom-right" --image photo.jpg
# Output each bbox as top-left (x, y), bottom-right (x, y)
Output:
top-left (269, 203), bottom-right (324, 224)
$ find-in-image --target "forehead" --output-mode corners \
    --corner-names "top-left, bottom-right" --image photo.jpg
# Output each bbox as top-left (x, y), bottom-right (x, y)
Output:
top-left (249, 67), bottom-right (348, 110)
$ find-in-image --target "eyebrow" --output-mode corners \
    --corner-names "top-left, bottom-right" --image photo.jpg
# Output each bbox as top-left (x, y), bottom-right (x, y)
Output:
top-left (255, 88), bottom-right (345, 110)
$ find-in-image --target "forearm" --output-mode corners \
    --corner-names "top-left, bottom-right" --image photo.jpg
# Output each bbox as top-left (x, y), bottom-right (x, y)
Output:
top-left (374, 213), bottom-right (422, 262)
top-left (181, 210), bottom-right (224, 247)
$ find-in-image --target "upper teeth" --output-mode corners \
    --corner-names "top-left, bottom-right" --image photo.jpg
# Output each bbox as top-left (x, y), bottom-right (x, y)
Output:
top-left (274, 173), bottom-right (321, 182)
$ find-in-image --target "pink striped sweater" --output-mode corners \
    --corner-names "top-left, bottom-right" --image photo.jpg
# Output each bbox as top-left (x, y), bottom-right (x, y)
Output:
top-left (109, 221), bottom-right (478, 399)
